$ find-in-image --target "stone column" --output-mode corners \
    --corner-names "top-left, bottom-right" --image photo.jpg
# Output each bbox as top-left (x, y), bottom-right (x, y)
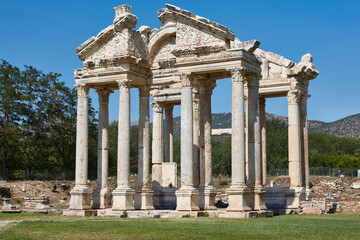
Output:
top-left (164, 105), bottom-right (174, 163)
top-left (198, 80), bottom-right (217, 210)
top-left (134, 86), bottom-right (154, 210)
top-left (300, 93), bottom-right (310, 197)
top-left (193, 89), bottom-right (200, 188)
top-left (225, 68), bottom-right (251, 213)
top-left (112, 81), bottom-right (134, 211)
top-left (151, 102), bottom-right (163, 208)
top-left (259, 97), bottom-right (267, 187)
top-left (287, 89), bottom-right (305, 208)
top-left (69, 84), bottom-right (92, 210)
top-left (93, 89), bottom-right (112, 209)
top-left (247, 74), bottom-right (266, 211)
top-left (175, 73), bottom-right (199, 211)
top-left (245, 96), bottom-right (249, 183)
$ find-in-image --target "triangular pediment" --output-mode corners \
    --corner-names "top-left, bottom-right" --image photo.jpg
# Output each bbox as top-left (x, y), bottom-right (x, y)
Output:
top-left (76, 5), bottom-right (149, 62)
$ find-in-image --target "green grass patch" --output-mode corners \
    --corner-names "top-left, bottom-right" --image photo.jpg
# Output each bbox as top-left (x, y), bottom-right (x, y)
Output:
top-left (0, 213), bottom-right (359, 239)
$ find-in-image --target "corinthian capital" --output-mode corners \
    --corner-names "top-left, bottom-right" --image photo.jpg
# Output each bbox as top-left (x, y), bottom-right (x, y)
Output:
top-left (287, 90), bottom-right (301, 104)
top-left (165, 105), bottom-right (174, 116)
top-left (75, 84), bottom-right (89, 98)
top-left (178, 73), bottom-right (194, 87)
top-left (138, 85), bottom-right (150, 98)
top-left (117, 80), bottom-right (131, 93)
top-left (259, 97), bottom-right (266, 109)
top-left (227, 67), bottom-right (246, 83)
top-left (151, 102), bottom-right (163, 113)
top-left (300, 92), bottom-right (310, 105)
top-left (200, 80), bottom-right (216, 93)
top-left (96, 89), bottom-right (113, 102)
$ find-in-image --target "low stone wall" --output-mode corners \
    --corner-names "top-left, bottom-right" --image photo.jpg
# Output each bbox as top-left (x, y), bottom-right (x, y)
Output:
top-left (24, 195), bottom-right (50, 209)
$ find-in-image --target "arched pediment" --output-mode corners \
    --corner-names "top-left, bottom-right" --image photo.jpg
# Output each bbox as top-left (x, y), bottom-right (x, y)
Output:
top-left (148, 4), bottom-right (235, 68)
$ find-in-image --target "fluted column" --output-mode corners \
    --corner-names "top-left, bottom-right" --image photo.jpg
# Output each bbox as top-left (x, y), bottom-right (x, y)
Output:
top-left (301, 93), bottom-right (310, 192)
top-left (287, 90), bottom-right (303, 187)
top-left (164, 105), bottom-right (174, 163)
top-left (193, 89), bottom-right (200, 188)
top-left (198, 80), bottom-right (217, 210)
top-left (69, 84), bottom-right (92, 210)
top-left (93, 89), bottom-right (112, 209)
top-left (175, 73), bottom-right (199, 211)
top-left (225, 68), bottom-right (251, 213)
top-left (287, 88), bottom-right (306, 208)
top-left (112, 80), bottom-right (134, 211)
top-left (247, 74), bottom-right (266, 211)
top-left (259, 97), bottom-right (267, 187)
top-left (134, 86), bottom-right (154, 210)
top-left (151, 102), bottom-right (163, 208)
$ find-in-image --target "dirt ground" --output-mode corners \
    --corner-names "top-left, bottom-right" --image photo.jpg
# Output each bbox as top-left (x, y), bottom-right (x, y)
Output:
top-left (1, 176), bottom-right (359, 212)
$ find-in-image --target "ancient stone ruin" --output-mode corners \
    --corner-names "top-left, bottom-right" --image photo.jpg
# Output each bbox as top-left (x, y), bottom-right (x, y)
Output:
top-left (64, 4), bottom-right (319, 218)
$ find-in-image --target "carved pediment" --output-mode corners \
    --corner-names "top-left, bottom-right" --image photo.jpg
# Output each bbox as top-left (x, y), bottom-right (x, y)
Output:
top-left (76, 5), bottom-right (150, 63)
top-left (158, 4), bottom-right (234, 51)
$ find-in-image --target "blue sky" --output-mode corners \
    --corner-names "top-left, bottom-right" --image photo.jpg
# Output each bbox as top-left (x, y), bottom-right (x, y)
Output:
top-left (0, 0), bottom-right (359, 122)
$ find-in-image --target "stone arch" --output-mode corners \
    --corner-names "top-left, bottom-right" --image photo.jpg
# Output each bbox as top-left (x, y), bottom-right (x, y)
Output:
top-left (148, 28), bottom-right (177, 66)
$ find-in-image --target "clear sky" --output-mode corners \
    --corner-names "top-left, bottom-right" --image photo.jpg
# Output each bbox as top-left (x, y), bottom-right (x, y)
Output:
top-left (0, 0), bottom-right (359, 123)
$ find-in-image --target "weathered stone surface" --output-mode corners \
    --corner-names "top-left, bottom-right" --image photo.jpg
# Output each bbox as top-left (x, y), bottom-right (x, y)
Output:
top-left (69, 3), bottom-right (318, 216)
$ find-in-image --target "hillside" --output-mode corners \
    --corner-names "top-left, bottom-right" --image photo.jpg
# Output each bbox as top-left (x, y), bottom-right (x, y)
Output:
top-left (171, 113), bottom-right (360, 139)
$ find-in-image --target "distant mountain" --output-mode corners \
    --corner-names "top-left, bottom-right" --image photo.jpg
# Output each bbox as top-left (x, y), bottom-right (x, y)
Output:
top-left (170, 113), bottom-right (360, 139)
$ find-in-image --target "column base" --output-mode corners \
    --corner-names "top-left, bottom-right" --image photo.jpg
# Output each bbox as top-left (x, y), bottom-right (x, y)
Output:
top-left (134, 190), bottom-right (155, 210)
top-left (286, 187), bottom-right (306, 209)
top-left (252, 186), bottom-right (267, 211)
top-left (69, 185), bottom-right (92, 210)
top-left (226, 185), bottom-right (252, 212)
top-left (112, 188), bottom-right (135, 211)
top-left (198, 186), bottom-right (217, 210)
top-left (175, 187), bottom-right (199, 211)
top-left (92, 188), bottom-right (112, 209)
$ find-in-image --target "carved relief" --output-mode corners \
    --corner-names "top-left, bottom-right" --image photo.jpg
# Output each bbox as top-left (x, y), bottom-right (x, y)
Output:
top-left (176, 22), bottom-right (225, 48)
top-left (151, 35), bottom-right (176, 65)
top-left (87, 31), bottom-right (128, 61)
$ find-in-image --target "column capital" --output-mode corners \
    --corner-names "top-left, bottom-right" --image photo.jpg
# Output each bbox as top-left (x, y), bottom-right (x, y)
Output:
top-left (117, 80), bottom-right (131, 93)
top-left (178, 73), bottom-right (194, 87)
top-left (151, 102), bottom-right (163, 113)
top-left (199, 80), bottom-right (216, 93)
top-left (259, 97), bottom-right (266, 108)
top-left (227, 67), bottom-right (246, 83)
top-left (138, 85), bottom-right (150, 98)
top-left (287, 90), bottom-right (301, 104)
top-left (75, 84), bottom-right (89, 98)
top-left (97, 89), bottom-right (113, 104)
top-left (247, 73), bottom-right (261, 87)
top-left (164, 104), bottom-right (174, 116)
top-left (300, 92), bottom-right (310, 105)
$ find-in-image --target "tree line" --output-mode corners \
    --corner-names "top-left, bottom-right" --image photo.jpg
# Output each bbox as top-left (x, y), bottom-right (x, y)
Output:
top-left (1, 60), bottom-right (360, 179)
